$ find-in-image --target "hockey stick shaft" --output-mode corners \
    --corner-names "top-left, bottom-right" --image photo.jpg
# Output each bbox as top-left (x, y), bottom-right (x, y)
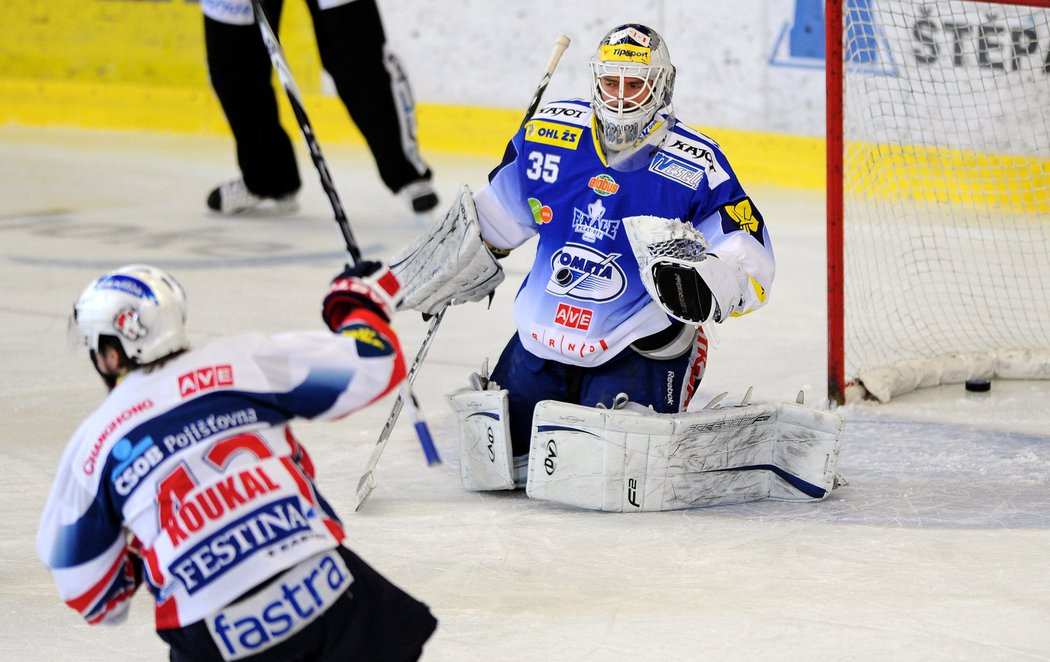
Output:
top-left (521, 35), bottom-right (572, 130)
top-left (251, 0), bottom-right (438, 462)
top-left (250, 0), bottom-right (360, 262)
top-left (353, 34), bottom-right (571, 510)
top-left (355, 308), bottom-right (446, 510)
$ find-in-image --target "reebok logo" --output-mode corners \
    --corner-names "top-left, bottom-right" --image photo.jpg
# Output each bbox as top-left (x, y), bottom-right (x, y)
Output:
top-left (178, 365), bottom-right (234, 398)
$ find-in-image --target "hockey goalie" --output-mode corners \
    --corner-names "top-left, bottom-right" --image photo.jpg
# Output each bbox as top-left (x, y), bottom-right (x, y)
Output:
top-left (390, 23), bottom-right (845, 511)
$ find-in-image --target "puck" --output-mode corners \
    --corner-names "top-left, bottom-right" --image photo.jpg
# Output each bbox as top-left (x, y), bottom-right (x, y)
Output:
top-left (965, 379), bottom-right (991, 392)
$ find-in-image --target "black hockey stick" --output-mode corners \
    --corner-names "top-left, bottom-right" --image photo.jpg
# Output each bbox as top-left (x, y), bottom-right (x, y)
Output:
top-left (251, 0), bottom-right (439, 463)
top-left (250, 0), bottom-right (358, 260)
top-left (353, 34), bottom-right (572, 511)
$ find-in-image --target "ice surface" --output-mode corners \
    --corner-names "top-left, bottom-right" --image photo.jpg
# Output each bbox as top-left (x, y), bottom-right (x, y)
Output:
top-left (2, 126), bottom-right (1048, 660)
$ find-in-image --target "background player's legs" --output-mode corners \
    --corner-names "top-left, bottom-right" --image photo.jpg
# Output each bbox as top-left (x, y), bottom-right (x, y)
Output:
top-left (205, 3), bottom-right (301, 210)
top-left (309, 0), bottom-right (437, 212)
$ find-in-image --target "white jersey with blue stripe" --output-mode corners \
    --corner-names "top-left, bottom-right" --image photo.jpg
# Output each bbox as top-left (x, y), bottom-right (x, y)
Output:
top-left (37, 319), bottom-right (402, 629)
top-left (474, 99), bottom-right (775, 367)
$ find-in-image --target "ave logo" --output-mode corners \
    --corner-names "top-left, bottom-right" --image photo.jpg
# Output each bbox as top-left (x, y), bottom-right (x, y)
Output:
top-left (554, 303), bottom-right (593, 330)
top-left (178, 364), bottom-right (234, 398)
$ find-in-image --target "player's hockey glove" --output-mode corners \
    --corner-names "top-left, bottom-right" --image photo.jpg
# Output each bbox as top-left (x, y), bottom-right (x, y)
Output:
top-left (322, 261), bottom-right (402, 331)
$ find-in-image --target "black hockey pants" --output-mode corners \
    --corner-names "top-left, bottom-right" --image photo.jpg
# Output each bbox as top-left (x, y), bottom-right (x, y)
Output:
top-left (158, 546), bottom-right (437, 661)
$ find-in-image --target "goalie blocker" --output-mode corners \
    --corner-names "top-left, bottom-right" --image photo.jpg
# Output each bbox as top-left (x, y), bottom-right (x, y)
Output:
top-left (390, 184), bottom-right (505, 316)
top-left (525, 399), bottom-right (844, 512)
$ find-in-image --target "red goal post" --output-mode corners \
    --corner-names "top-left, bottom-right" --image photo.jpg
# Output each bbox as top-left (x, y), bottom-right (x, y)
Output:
top-left (826, 0), bottom-right (1050, 404)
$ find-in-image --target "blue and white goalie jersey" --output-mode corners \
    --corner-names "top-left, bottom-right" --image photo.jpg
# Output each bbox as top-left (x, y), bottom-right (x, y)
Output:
top-left (475, 99), bottom-right (775, 367)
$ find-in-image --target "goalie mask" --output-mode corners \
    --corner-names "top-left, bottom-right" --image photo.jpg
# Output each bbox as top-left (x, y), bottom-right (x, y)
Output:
top-left (72, 264), bottom-right (189, 365)
top-left (590, 24), bottom-right (676, 165)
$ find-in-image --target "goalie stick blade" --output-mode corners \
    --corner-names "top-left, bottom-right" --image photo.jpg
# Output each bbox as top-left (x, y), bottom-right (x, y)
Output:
top-left (354, 471), bottom-right (378, 511)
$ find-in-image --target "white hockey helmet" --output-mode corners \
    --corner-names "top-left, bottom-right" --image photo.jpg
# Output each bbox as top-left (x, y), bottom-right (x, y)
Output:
top-left (590, 24), bottom-right (676, 155)
top-left (72, 264), bottom-right (189, 364)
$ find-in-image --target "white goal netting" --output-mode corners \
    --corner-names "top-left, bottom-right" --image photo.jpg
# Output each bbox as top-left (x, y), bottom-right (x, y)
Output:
top-left (840, 0), bottom-right (1050, 401)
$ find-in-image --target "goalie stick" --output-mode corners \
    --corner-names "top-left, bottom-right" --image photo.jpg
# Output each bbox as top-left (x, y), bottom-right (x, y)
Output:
top-left (353, 33), bottom-right (572, 511)
top-left (250, 0), bottom-right (440, 465)
top-left (355, 308), bottom-right (446, 510)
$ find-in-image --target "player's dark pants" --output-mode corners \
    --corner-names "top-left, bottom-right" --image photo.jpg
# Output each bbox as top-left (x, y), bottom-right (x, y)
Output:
top-left (490, 326), bottom-right (709, 456)
top-left (204, 0), bottom-right (431, 198)
top-left (158, 546), bottom-right (437, 662)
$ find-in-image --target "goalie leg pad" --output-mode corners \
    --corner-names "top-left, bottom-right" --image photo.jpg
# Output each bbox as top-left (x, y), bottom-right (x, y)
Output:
top-left (447, 388), bottom-right (515, 491)
top-left (390, 184), bottom-right (505, 316)
top-left (767, 404), bottom-right (845, 500)
top-left (525, 400), bottom-right (843, 512)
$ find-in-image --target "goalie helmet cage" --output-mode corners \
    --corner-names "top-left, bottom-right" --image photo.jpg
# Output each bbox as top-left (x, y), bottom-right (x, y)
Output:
top-left (826, 0), bottom-right (1050, 404)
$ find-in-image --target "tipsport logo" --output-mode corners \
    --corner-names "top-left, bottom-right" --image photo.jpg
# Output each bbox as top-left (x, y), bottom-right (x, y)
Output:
top-left (545, 243), bottom-right (626, 303)
top-left (572, 199), bottom-right (621, 244)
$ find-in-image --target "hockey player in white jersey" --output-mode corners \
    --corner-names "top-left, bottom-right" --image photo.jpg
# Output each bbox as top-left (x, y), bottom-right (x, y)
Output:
top-left (37, 262), bottom-right (437, 660)
top-left (393, 24), bottom-right (843, 510)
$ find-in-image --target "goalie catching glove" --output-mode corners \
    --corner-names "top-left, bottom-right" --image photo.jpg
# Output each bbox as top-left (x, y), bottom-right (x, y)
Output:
top-left (390, 184), bottom-right (505, 316)
top-left (624, 215), bottom-right (748, 325)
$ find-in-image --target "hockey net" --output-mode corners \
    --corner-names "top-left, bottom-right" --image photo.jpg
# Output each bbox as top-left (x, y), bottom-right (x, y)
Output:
top-left (826, 0), bottom-right (1050, 403)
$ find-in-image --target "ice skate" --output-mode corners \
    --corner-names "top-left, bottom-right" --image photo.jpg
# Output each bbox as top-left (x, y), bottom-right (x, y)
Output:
top-left (399, 179), bottom-right (439, 224)
top-left (206, 179), bottom-right (298, 216)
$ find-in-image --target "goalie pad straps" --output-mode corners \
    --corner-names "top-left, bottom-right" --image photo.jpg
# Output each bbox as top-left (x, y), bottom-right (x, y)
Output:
top-left (390, 184), bottom-right (506, 316)
top-left (623, 215), bottom-right (747, 324)
top-left (525, 400), bottom-right (844, 512)
top-left (447, 388), bottom-right (516, 491)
